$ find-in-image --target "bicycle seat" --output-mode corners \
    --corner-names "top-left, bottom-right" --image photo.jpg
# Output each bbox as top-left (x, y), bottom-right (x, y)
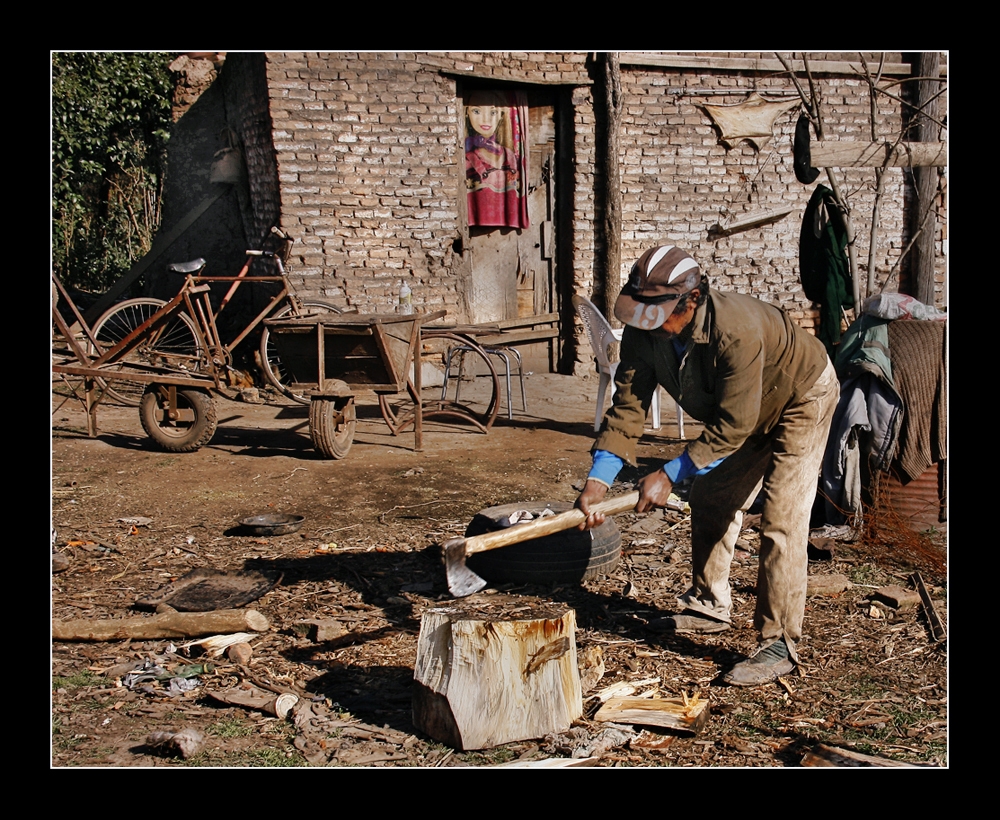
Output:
top-left (167, 258), bottom-right (207, 275)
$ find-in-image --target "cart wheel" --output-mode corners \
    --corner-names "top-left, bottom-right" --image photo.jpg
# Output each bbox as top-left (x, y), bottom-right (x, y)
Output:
top-left (259, 300), bottom-right (342, 405)
top-left (309, 396), bottom-right (356, 459)
top-left (139, 386), bottom-right (218, 453)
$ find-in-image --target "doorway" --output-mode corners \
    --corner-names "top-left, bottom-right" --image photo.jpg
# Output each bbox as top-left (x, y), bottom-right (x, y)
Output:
top-left (459, 86), bottom-right (559, 368)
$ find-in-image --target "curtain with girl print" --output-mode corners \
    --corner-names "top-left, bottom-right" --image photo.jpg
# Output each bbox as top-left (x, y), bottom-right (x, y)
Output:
top-left (464, 90), bottom-right (530, 229)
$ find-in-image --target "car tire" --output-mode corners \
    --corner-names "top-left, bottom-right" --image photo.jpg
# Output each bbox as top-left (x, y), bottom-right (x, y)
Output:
top-left (463, 501), bottom-right (621, 585)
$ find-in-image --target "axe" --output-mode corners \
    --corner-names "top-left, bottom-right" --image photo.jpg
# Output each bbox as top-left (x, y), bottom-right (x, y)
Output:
top-left (443, 491), bottom-right (640, 597)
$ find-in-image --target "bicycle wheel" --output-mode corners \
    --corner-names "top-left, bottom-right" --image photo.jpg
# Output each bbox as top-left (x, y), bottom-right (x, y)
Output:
top-left (259, 299), bottom-right (342, 404)
top-left (92, 298), bottom-right (203, 407)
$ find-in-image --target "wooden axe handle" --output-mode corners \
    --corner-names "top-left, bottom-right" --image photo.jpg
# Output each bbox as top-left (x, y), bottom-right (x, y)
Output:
top-left (464, 491), bottom-right (639, 557)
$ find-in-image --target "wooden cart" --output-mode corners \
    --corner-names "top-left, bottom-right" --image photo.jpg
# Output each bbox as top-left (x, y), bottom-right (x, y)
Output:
top-left (53, 270), bottom-right (501, 460)
top-left (263, 311), bottom-right (501, 459)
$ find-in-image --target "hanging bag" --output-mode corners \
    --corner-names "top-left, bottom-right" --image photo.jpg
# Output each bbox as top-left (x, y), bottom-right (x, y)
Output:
top-left (210, 128), bottom-right (244, 184)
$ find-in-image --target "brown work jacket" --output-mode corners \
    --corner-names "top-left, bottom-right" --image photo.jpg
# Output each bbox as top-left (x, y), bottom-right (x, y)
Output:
top-left (595, 289), bottom-right (830, 470)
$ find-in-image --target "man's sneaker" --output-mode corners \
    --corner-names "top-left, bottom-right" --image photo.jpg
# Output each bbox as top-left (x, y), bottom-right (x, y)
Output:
top-left (648, 612), bottom-right (731, 634)
top-left (723, 639), bottom-right (795, 686)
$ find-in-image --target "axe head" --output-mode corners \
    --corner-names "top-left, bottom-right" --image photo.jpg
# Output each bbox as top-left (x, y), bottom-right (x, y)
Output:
top-left (443, 537), bottom-right (488, 598)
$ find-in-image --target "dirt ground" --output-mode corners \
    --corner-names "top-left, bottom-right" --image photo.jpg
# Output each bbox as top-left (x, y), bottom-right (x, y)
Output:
top-left (50, 371), bottom-right (948, 768)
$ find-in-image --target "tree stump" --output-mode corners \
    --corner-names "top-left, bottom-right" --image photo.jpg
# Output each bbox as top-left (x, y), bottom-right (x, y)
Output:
top-left (412, 599), bottom-right (582, 750)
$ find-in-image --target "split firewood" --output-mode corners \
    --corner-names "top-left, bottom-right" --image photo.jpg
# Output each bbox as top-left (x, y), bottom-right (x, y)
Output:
top-left (206, 687), bottom-right (298, 718)
top-left (178, 632), bottom-right (259, 657)
top-left (578, 645), bottom-right (605, 694)
top-left (594, 694), bottom-right (710, 735)
top-left (52, 609), bottom-right (270, 641)
top-left (594, 677), bottom-right (660, 702)
top-left (493, 757), bottom-right (599, 768)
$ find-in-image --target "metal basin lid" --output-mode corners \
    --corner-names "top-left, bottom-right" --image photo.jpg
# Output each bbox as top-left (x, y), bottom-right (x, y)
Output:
top-left (239, 513), bottom-right (305, 534)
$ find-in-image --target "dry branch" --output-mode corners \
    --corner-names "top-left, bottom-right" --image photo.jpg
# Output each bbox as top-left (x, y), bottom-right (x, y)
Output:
top-left (802, 743), bottom-right (922, 767)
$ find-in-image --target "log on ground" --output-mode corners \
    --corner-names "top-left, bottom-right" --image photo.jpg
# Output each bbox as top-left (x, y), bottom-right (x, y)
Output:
top-left (52, 609), bottom-right (270, 641)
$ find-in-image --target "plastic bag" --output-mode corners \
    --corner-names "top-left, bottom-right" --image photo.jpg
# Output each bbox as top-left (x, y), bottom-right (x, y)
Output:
top-left (863, 292), bottom-right (946, 321)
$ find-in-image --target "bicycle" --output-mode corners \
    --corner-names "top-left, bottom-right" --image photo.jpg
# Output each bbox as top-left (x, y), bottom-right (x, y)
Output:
top-left (88, 227), bottom-right (341, 406)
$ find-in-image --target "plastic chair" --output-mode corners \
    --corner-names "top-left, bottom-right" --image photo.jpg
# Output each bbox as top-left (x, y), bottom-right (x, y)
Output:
top-left (573, 294), bottom-right (685, 437)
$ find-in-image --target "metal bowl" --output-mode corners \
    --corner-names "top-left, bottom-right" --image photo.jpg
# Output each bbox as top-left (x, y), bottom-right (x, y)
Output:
top-left (239, 513), bottom-right (305, 536)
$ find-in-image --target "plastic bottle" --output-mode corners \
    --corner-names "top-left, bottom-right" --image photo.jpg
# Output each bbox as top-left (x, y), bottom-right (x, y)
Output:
top-left (398, 280), bottom-right (413, 314)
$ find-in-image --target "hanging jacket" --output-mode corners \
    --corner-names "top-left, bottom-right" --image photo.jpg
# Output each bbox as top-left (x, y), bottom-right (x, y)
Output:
top-left (799, 184), bottom-right (854, 359)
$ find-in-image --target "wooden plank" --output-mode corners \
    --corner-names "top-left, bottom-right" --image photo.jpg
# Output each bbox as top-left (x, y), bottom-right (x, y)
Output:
top-left (911, 571), bottom-right (946, 643)
top-left (495, 312), bottom-right (559, 330)
top-left (475, 327), bottom-right (560, 346)
top-left (810, 141), bottom-right (947, 168)
top-left (619, 53), bottom-right (914, 76)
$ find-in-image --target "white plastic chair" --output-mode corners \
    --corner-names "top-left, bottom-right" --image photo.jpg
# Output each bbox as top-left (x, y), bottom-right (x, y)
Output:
top-left (573, 294), bottom-right (685, 437)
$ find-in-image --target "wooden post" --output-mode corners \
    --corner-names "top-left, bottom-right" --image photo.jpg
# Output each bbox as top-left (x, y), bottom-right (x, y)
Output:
top-left (412, 602), bottom-right (582, 750)
top-left (598, 53), bottom-right (624, 359)
top-left (908, 52), bottom-right (943, 306)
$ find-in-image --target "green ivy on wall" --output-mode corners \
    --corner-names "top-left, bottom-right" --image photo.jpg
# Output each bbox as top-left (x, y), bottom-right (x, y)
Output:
top-left (51, 52), bottom-right (174, 293)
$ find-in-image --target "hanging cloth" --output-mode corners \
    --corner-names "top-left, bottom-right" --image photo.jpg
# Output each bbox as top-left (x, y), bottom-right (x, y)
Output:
top-left (793, 113), bottom-right (820, 184)
top-left (799, 184), bottom-right (854, 358)
top-left (465, 90), bottom-right (530, 229)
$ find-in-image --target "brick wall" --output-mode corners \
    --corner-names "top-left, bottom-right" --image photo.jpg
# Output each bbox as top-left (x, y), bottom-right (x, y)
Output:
top-left (266, 53), bottom-right (464, 314)
top-left (221, 54), bottom-right (281, 251)
top-left (614, 56), bottom-right (909, 331)
top-left (247, 52), bottom-right (945, 371)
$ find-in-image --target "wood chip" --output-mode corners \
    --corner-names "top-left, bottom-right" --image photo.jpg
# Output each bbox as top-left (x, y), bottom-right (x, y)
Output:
top-left (807, 573), bottom-right (851, 597)
top-left (594, 695), bottom-right (710, 735)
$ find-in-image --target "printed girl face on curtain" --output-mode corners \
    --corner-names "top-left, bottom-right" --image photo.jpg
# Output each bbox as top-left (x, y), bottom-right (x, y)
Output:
top-left (464, 90), bottom-right (530, 230)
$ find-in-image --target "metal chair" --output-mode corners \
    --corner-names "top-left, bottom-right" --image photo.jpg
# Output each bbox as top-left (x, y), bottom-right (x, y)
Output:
top-left (442, 343), bottom-right (526, 420)
top-left (573, 294), bottom-right (685, 437)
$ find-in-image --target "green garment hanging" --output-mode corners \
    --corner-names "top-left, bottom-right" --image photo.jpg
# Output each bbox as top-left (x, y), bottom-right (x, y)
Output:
top-left (798, 184), bottom-right (854, 359)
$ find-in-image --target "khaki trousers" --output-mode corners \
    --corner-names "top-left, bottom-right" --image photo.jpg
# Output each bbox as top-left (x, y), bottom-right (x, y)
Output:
top-left (678, 360), bottom-right (838, 657)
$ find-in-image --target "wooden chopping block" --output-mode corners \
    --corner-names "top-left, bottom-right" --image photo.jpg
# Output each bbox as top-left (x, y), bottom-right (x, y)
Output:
top-left (412, 599), bottom-right (581, 751)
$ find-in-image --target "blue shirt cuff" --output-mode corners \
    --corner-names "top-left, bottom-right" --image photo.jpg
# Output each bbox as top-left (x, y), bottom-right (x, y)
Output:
top-left (588, 449), bottom-right (624, 487)
top-left (663, 451), bottom-right (725, 483)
